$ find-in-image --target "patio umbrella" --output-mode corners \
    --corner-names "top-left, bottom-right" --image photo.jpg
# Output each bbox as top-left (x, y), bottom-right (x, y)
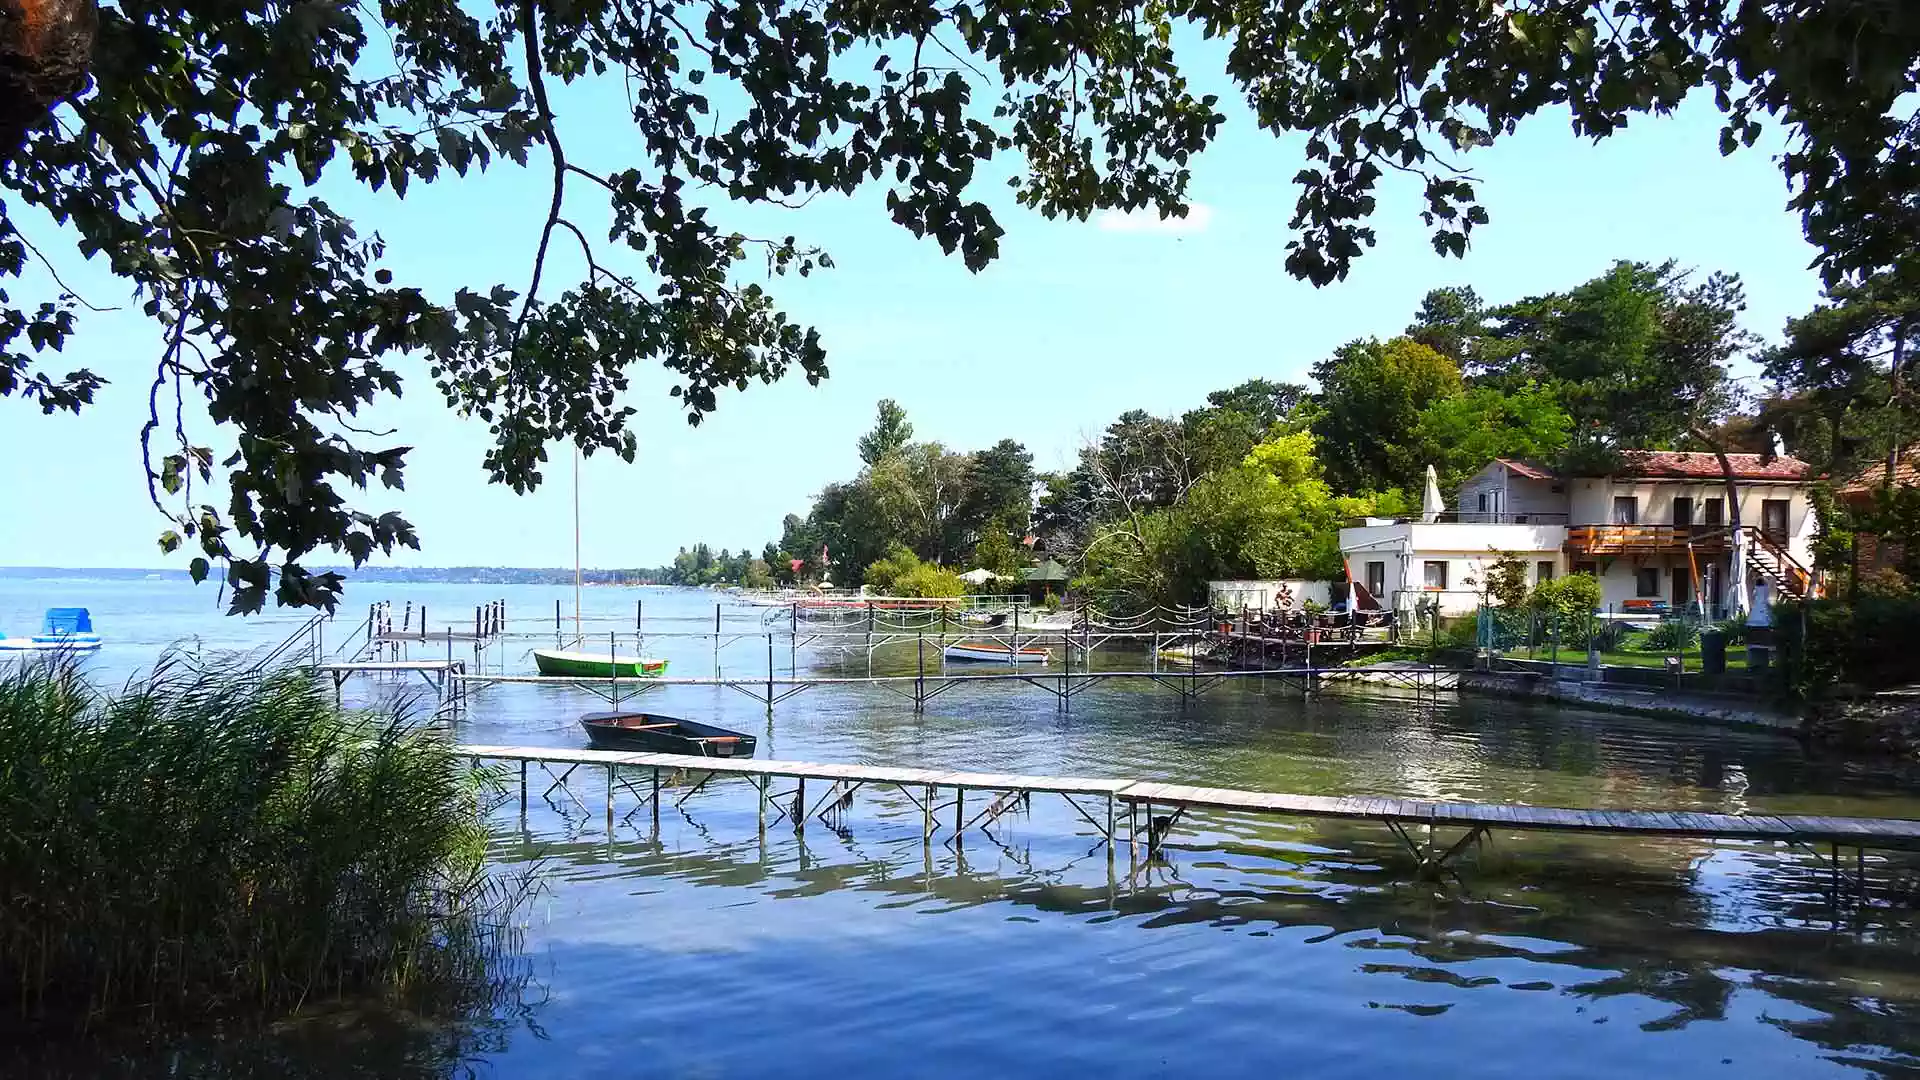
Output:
top-left (1421, 465), bottom-right (1446, 523)
top-left (958, 568), bottom-right (996, 585)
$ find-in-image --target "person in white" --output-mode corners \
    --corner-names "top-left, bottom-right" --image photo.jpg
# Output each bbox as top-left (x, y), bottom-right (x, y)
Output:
top-left (1749, 580), bottom-right (1772, 627)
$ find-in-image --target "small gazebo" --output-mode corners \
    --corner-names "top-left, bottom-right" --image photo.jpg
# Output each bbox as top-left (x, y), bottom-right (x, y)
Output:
top-left (1019, 559), bottom-right (1071, 604)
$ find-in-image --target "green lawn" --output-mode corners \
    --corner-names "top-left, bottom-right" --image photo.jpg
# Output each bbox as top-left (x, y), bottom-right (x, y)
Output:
top-left (1511, 642), bottom-right (1750, 671)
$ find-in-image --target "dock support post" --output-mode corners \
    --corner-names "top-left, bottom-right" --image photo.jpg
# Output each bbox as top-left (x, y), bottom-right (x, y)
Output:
top-left (1106, 793), bottom-right (1115, 846)
top-left (954, 787), bottom-right (965, 840)
top-left (924, 784), bottom-right (935, 841)
top-left (757, 776), bottom-right (767, 833)
top-left (519, 759), bottom-right (527, 817)
top-left (916, 633), bottom-right (926, 712)
top-left (795, 778), bottom-right (806, 834)
top-left (1062, 617), bottom-right (1072, 714)
top-left (767, 633), bottom-right (775, 708)
top-left (605, 764), bottom-right (614, 834)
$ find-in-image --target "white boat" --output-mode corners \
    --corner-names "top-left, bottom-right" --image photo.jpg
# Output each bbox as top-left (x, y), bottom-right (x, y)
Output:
top-left (0, 636), bottom-right (103, 652)
top-left (943, 640), bottom-right (1051, 664)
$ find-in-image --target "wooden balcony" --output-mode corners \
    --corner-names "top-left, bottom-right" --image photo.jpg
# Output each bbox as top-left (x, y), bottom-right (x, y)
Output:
top-left (1565, 525), bottom-right (1734, 555)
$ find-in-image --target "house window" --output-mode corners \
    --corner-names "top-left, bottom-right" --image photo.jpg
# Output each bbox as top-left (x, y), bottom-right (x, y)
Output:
top-left (1672, 497), bottom-right (1693, 526)
top-left (1636, 567), bottom-right (1662, 597)
top-left (1423, 561), bottom-right (1449, 590)
top-left (1762, 499), bottom-right (1790, 539)
top-left (1703, 497), bottom-right (1724, 525)
top-left (1476, 492), bottom-right (1489, 516)
top-left (1536, 561), bottom-right (1554, 583)
top-left (1612, 496), bottom-right (1639, 525)
top-left (1573, 562), bottom-right (1598, 577)
top-left (1365, 561), bottom-right (1386, 601)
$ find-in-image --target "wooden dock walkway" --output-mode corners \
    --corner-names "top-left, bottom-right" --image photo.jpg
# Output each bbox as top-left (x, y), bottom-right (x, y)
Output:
top-left (450, 664), bottom-right (1452, 710)
top-left (317, 659), bottom-right (468, 718)
top-left (462, 745), bottom-right (1920, 889)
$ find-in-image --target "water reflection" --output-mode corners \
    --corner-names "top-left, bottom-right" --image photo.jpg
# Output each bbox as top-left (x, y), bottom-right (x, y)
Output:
top-left (6, 947), bottom-right (543, 1080)
top-left (474, 764), bottom-right (1920, 1076)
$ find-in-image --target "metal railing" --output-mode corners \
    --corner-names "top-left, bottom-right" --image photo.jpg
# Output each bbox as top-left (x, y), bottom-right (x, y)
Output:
top-left (1565, 524), bottom-right (1734, 553)
top-left (1347, 512), bottom-right (1570, 526)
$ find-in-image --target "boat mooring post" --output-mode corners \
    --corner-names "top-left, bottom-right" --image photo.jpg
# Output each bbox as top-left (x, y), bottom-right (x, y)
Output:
top-left (519, 759), bottom-right (528, 818)
top-left (916, 633), bottom-right (926, 712)
top-left (766, 633), bottom-right (775, 707)
top-left (795, 777), bottom-right (806, 834)
top-left (421, 605), bottom-right (428, 643)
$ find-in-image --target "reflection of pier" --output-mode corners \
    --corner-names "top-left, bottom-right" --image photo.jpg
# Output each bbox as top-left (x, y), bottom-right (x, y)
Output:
top-left (466, 745), bottom-right (1920, 902)
top-left (452, 663), bottom-right (1458, 710)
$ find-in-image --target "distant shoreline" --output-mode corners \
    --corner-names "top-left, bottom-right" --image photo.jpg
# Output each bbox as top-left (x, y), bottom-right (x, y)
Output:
top-left (0, 567), bottom-right (670, 586)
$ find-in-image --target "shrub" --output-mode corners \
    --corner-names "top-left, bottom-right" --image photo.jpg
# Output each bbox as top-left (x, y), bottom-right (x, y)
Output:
top-left (862, 543), bottom-right (921, 593)
top-left (864, 544), bottom-right (964, 597)
top-left (1481, 550), bottom-right (1529, 608)
top-left (1713, 612), bottom-right (1748, 646)
top-left (1858, 567), bottom-right (1916, 600)
top-left (1641, 619), bottom-right (1701, 652)
top-left (893, 562), bottom-right (967, 598)
top-left (0, 656), bottom-right (509, 1029)
top-left (1527, 572), bottom-right (1602, 647)
top-left (1776, 595), bottom-right (1920, 699)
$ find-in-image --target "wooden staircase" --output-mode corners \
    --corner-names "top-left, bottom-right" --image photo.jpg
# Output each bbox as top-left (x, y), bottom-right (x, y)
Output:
top-left (1744, 527), bottom-right (1819, 600)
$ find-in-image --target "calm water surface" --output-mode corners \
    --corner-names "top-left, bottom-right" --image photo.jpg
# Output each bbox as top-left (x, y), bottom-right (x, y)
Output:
top-left (8, 579), bottom-right (1920, 1078)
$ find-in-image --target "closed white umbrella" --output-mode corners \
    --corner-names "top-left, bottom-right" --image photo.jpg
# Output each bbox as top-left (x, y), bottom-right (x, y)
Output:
top-left (958, 568), bottom-right (996, 585)
top-left (1421, 465), bottom-right (1446, 523)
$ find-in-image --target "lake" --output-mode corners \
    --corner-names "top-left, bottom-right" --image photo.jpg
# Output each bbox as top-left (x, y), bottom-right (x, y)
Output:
top-left (7, 578), bottom-right (1920, 1078)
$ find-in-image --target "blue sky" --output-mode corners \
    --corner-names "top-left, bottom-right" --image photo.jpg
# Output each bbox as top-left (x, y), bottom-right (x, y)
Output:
top-left (1, 36), bottom-right (1824, 571)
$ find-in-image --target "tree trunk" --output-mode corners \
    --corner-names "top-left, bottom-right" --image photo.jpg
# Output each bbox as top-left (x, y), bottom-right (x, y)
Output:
top-left (0, 0), bottom-right (95, 162)
top-left (1889, 316), bottom-right (1910, 487)
top-left (1692, 423), bottom-right (1748, 616)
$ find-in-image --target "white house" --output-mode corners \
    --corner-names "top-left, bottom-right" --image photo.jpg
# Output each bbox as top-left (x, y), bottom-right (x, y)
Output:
top-left (1337, 452), bottom-right (1820, 617)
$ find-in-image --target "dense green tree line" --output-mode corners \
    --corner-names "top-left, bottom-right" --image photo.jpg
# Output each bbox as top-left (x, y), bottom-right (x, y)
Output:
top-left (663, 255), bottom-right (1920, 607)
top-left (1046, 258), bottom-right (1920, 609)
top-left (663, 399), bottom-right (1036, 591)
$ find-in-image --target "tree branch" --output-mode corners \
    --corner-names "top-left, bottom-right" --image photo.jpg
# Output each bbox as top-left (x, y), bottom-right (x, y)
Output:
top-left (514, 0), bottom-right (566, 339)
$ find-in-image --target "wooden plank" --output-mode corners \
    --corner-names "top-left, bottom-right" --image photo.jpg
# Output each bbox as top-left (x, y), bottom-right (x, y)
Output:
top-left (452, 744), bottom-right (1920, 849)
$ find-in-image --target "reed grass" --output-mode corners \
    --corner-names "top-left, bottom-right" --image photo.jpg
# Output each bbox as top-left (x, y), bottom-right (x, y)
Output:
top-left (0, 654), bottom-right (509, 1029)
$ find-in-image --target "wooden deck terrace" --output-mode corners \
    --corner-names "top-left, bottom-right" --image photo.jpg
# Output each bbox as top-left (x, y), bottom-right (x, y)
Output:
top-left (462, 745), bottom-right (1920, 888)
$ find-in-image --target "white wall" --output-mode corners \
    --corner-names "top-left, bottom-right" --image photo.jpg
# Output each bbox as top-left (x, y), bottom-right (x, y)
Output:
top-left (1566, 477), bottom-right (1811, 533)
top-left (1339, 522), bottom-right (1568, 617)
top-left (1406, 523), bottom-right (1566, 554)
top-left (1209, 579), bottom-right (1334, 610)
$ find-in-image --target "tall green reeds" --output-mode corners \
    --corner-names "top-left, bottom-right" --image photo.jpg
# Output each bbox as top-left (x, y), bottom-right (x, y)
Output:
top-left (0, 654), bottom-right (508, 1029)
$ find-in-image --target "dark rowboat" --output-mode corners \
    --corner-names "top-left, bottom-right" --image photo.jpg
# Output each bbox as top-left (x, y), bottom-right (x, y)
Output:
top-left (578, 711), bottom-right (758, 757)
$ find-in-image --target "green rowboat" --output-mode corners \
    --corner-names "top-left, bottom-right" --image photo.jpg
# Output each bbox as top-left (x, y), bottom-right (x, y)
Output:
top-left (532, 648), bottom-right (669, 678)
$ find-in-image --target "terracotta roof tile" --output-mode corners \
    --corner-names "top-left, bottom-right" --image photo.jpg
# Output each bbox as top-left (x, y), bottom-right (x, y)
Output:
top-left (1495, 458), bottom-right (1556, 480)
top-left (1613, 450), bottom-right (1813, 481)
top-left (1838, 449), bottom-right (1920, 494)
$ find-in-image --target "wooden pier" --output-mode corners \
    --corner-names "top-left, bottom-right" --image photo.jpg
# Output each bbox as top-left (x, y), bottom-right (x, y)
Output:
top-left (450, 663), bottom-right (1456, 710)
top-left (316, 659), bottom-right (469, 719)
top-left (464, 744), bottom-right (1920, 895)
